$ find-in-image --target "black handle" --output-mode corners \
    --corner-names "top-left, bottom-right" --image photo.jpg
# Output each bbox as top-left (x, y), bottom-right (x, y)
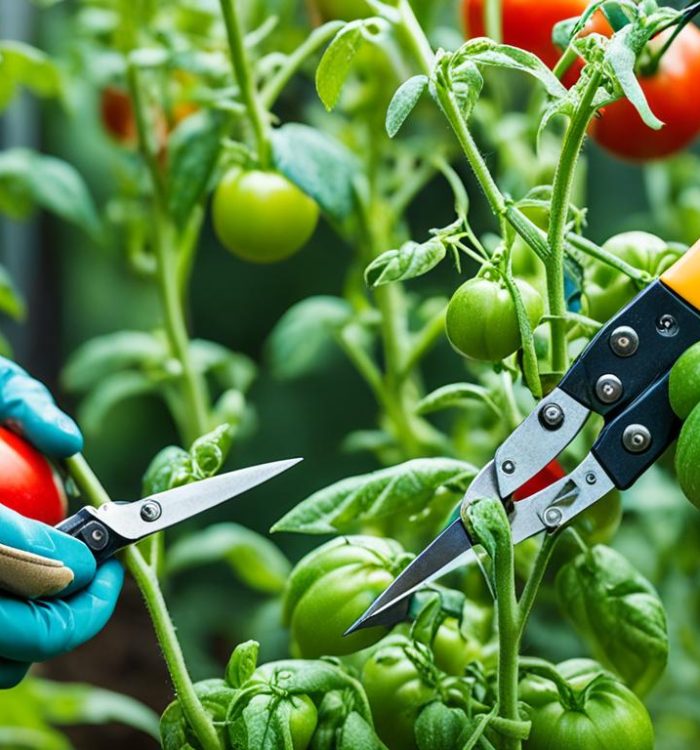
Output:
top-left (592, 374), bottom-right (680, 490)
top-left (561, 281), bottom-right (700, 416)
top-left (56, 508), bottom-right (129, 563)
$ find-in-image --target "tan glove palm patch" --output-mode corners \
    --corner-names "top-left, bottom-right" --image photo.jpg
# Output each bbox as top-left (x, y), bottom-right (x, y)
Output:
top-left (0, 542), bottom-right (74, 599)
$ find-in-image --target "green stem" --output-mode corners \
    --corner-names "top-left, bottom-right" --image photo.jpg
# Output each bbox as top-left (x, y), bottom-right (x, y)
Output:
top-left (401, 306), bottom-right (447, 378)
top-left (546, 69), bottom-right (601, 374)
top-left (484, 0), bottom-right (503, 43)
top-left (566, 232), bottom-right (651, 286)
top-left (126, 64), bottom-right (209, 445)
top-left (397, 0), bottom-right (435, 73)
top-left (65, 456), bottom-right (221, 750)
top-left (516, 532), bottom-right (559, 640)
top-left (219, 0), bottom-right (272, 167)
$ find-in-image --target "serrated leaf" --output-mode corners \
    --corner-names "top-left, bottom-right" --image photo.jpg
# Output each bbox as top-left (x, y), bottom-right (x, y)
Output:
top-left (0, 41), bottom-right (62, 111)
top-left (62, 331), bottom-right (167, 392)
top-left (386, 75), bottom-right (428, 138)
top-left (605, 25), bottom-right (663, 130)
top-left (457, 38), bottom-right (567, 98)
top-left (449, 61), bottom-right (484, 121)
top-left (416, 383), bottom-right (501, 418)
top-left (272, 458), bottom-right (477, 534)
top-left (167, 523), bottom-right (291, 594)
top-left (266, 296), bottom-right (352, 379)
top-left (0, 149), bottom-right (101, 237)
top-left (167, 110), bottom-right (228, 227)
top-left (365, 238), bottom-right (446, 288)
top-left (272, 124), bottom-right (360, 221)
top-left (316, 21), bottom-right (366, 110)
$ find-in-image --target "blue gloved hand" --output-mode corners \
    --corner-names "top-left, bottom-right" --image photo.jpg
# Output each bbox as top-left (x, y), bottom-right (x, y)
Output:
top-left (0, 357), bottom-right (124, 688)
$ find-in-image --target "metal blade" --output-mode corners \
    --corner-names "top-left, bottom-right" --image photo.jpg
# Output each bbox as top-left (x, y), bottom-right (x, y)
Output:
top-left (494, 388), bottom-right (590, 499)
top-left (509, 453), bottom-right (615, 544)
top-left (345, 518), bottom-right (475, 635)
top-left (90, 458), bottom-right (303, 541)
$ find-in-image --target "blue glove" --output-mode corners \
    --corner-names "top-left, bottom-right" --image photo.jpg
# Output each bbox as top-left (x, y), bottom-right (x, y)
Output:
top-left (0, 358), bottom-right (124, 688)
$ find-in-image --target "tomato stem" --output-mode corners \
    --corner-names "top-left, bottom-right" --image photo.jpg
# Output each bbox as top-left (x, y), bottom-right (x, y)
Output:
top-left (567, 232), bottom-right (652, 288)
top-left (546, 68), bottom-right (602, 374)
top-left (219, 0), bottom-right (273, 169)
top-left (65, 455), bottom-right (222, 750)
top-left (484, 0), bottom-right (503, 44)
top-left (516, 532), bottom-right (560, 641)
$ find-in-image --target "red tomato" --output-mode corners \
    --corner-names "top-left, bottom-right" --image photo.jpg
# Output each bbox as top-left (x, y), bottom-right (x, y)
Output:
top-left (513, 460), bottom-right (566, 501)
top-left (589, 24), bottom-right (700, 160)
top-left (100, 87), bottom-right (138, 145)
top-left (463, 0), bottom-right (591, 68)
top-left (0, 427), bottom-right (67, 526)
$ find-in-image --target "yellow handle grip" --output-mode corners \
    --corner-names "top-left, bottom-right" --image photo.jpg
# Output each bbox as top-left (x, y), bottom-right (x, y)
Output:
top-left (661, 239), bottom-right (700, 310)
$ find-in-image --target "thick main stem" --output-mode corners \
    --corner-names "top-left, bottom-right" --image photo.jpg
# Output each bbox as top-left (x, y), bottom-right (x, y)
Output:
top-left (66, 456), bottom-right (221, 750)
top-left (219, 0), bottom-right (271, 167)
top-left (546, 70), bottom-right (601, 373)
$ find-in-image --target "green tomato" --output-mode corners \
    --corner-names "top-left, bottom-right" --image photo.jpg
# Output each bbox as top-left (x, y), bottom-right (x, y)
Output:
top-left (212, 169), bottom-right (319, 263)
top-left (431, 617), bottom-right (483, 676)
top-left (313, 0), bottom-right (372, 21)
top-left (520, 661), bottom-right (654, 750)
top-left (670, 341), bottom-right (700, 420)
top-left (361, 636), bottom-right (440, 750)
top-left (283, 536), bottom-right (410, 658)
top-left (675, 402), bottom-right (700, 508)
top-left (288, 695), bottom-right (319, 750)
top-left (445, 276), bottom-right (543, 362)
top-left (583, 231), bottom-right (683, 322)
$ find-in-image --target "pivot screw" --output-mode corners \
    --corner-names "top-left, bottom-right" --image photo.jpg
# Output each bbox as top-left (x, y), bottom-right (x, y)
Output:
top-left (140, 500), bottom-right (162, 522)
top-left (543, 506), bottom-right (564, 529)
top-left (502, 460), bottom-right (516, 475)
top-left (540, 403), bottom-right (565, 430)
top-left (610, 326), bottom-right (639, 357)
top-left (657, 314), bottom-right (679, 337)
top-left (586, 472), bottom-right (597, 485)
top-left (82, 521), bottom-right (109, 552)
top-left (623, 424), bottom-right (652, 454)
top-left (596, 374), bottom-right (623, 404)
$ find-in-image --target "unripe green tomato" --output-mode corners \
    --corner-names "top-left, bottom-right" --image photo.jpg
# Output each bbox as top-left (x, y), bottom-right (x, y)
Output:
top-left (288, 695), bottom-right (318, 750)
top-left (584, 231), bottom-right (683, 322)
top-left (313, 0), bottom-right (372, 21)
top-left (670, 342), bottom-right (700, 420)
top-left (445, 276), bottom-right (543, 362)
top-left (361, 636), bottom-right (438, 750)
top-left (431, 617), bottom-right (483, 676)
top-left (675, 403), bottom-right (700, 508)
top-left (283, 536), bottom-right (410, 658)
top-left (212, 169), bottom-right (319, 263)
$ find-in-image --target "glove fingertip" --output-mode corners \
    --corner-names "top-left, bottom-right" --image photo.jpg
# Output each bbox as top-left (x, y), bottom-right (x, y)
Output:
top-left (0, 659), bottom-right (31, 689)
top-left (21, 407), bottom-right (84, 458)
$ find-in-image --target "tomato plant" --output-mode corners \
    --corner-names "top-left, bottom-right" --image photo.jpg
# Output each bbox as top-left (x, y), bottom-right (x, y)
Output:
top-left (4, 0), bottom-right (699, 747)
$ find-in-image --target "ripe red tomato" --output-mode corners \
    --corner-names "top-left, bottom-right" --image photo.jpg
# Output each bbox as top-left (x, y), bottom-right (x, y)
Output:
top-left (589, 24), bottom-right (700, 160)
top-left (463, 0), bottom-right (591, 68)
top-left (100, 87), bottom-right (138, 145)
top-left (0, 427), bottom-right (67, 525)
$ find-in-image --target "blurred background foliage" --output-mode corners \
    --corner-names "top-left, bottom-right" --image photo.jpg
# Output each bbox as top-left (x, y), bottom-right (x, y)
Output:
top-left (3, 0), bottom-right (700, 748)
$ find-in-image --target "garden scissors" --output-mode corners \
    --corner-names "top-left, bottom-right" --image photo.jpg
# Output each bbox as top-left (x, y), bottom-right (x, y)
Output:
top-left (347, 240), bottom-right (700, 635)
top-left (57, 458), bottom-right (302, 563)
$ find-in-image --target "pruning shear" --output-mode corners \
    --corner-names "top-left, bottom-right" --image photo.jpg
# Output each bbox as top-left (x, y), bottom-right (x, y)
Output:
top-left (57, 458), bottom-right (302, 562)
top-left (347, 241), bottom-right (700, 635)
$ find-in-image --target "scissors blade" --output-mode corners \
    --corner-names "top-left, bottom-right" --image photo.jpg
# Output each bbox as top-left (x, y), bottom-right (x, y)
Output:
top-left (345, 461), bottom-right (500, 635)
top-left (91, 458), bottom-right (303, 541)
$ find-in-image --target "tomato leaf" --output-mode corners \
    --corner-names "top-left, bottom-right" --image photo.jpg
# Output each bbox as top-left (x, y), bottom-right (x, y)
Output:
top-left (266, 296), bottom-right (352, 380)
top-left (416, 383), bottom-right (502, 419)
top-left (0, 149), bottom-right (101, 237)
top-left (365, 238), bottom-right (446, 288)
top-left (455, 39), bottom-right (567, 99)
top-left (62, 331), bottom-right (167, 392)
top-left (78, 371), bottom-right (156, 435)
top-left (415, 702), bottom-right (470, 750)
top-left (226, 640), bottom-right (260, 689)
top-left (272, 124), bottom-right (360, 221)
top-left (0, 41), bottom-right (62, 111)
top-left (228, 694), bottom-right (296, 750)
top-left (386, 75), bottom-right (428, 138)
top-left (162, 680), bottom-right (236, 750)
top-left (605, 25), bottom-right (663, 130)
top-left (189, 339), bottom-right (256, 392)
top-left (167, 109), bottom-right (228, 228)
top-left (338, 712), bottom-right (387, 750)
top-left (316, 21), bottom-right (366, 111)
top-left (556, 544), bottom-right (668, 696)
top-left (166, 523), bottom-right (291, 594)
top-left (272, 458), bottom-right (478, 534)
